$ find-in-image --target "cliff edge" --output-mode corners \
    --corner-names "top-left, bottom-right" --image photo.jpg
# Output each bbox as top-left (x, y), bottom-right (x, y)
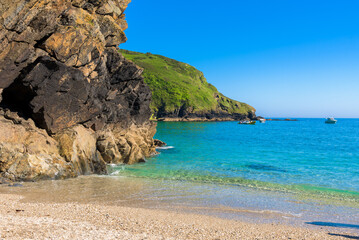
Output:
top-left (0, 0), bottom-right (156, 181)
top-left (120, 50), bottom-right (256, 121)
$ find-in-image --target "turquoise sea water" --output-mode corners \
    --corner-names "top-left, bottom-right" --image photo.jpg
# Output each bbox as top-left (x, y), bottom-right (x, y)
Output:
top-left (1, 119), bottom-right (358, 232)
top-left (112, 119), bottom-right (359, 206)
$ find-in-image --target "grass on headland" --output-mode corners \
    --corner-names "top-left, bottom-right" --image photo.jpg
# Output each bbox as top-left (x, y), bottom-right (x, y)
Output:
top-left (120, 49), bottom-right (255, 118)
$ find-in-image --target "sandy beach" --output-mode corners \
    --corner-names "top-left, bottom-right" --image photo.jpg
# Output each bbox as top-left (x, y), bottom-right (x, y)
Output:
top-left (0, 193), bottom-right (356, 240)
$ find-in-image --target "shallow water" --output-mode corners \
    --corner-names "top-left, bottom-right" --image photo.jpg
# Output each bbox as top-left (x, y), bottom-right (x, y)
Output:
top-left (111, 119), bottom-right (359, 230)
top-left (1, 119), bottom-right (359, 233)
top-left (114, 120), bottom-right (359, 205)
top-left (1, 175), bottom-right (358, 234)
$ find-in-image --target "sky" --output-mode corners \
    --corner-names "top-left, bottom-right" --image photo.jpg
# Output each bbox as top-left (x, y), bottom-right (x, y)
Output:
top-left (121, 0), bottom-right (359, 118)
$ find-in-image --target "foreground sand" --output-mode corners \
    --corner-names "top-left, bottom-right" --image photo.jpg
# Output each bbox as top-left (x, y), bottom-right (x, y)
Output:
top-left (0, 193), bottom-right (356, 239)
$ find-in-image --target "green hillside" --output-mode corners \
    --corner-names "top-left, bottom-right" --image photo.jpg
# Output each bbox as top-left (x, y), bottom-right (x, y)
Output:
top-left (120, 49), bottom-right (255, 119)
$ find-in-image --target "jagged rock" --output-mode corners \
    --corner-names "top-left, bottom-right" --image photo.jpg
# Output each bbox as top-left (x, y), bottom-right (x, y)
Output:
top-left (154, 139), bottom-right (166, 148)
top-left (0, 0), bottom-right (151, 135)
top-left (96, 131), bottom-right (123, 164)
top-left (55, 125), bottom-right (107, 175)
top-left (0, 0), bottom-right (157, 181)
top-left (0, 111), bottom-right (76, 181)
top-left (0, 176), bottom-right (10, 184)
top-left (105, 122), bottom-right (157, 164)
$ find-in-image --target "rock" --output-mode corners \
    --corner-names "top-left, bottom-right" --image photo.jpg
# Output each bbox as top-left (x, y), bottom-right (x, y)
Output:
top-left (0, 176), bottom-right (10, 184)
top-left (55, 125), bottom-right (107, 175)
top-left (106, 122), bottom-right (157, 164)
top-left (266, 119), bottom-right (298, 122)
top-left (96, 131), bottom-right (123, 164)
top-left (0, 0), bottom-right (151, 134)
top-left (154, 139), bottom-right (167, 147)
top-left (0, 0), bottom-right (157, 181)
top-left (0, 112), bottom-right (76, 181)
top-left (96, 123), bottom-right (157, 165)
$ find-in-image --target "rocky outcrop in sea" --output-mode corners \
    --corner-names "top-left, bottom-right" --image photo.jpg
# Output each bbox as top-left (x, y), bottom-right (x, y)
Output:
top-left (0, 0), bottom-right (156, 181)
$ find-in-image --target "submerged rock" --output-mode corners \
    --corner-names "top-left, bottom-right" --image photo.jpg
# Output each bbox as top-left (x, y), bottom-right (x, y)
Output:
top-left (0, 0), bottom-right (157, 181)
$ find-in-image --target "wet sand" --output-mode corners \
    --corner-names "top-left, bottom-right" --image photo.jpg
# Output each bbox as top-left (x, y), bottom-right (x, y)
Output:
top-left (0, 193), bottom-right (356, 239)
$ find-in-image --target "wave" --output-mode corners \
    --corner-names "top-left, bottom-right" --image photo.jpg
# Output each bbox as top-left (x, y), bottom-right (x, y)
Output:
top-left (156, 146), bottom-right (175, 150)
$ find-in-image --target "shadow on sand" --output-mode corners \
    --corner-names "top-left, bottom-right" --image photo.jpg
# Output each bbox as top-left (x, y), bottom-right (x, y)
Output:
top-left (328, 233), bottom-right (359, 239)
top-left (306, 222), bottom-right (359, 229)
top-left (306, 222), bottom-right (359, 239)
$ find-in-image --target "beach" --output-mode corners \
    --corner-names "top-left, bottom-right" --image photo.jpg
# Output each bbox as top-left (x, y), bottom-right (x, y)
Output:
top-left (0, 193), bottom-right (355, 240)
top-left (1, 0), bottom-right (358, 239)
top-left (1, 120), bottom-right (359, 239)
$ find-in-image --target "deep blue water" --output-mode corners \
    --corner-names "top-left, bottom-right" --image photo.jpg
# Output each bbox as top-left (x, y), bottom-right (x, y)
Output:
top-left (112, 119), bottom-right (359, 206)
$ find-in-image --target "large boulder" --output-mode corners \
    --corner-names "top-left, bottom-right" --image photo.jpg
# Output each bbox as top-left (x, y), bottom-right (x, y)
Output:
top-left (97, 122), bottom-right (157, 165)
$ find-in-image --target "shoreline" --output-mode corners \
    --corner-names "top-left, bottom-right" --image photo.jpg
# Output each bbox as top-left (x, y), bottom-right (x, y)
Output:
top-left (0, 193), bottom-right (355, 240)
top-left (0, 181), bottom-right (357, 239)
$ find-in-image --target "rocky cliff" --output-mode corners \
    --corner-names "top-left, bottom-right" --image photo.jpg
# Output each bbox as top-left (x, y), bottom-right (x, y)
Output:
top-left (121, 50), bottom-right (256, 121)
top-left (0, 0), bottom-right (157, 181)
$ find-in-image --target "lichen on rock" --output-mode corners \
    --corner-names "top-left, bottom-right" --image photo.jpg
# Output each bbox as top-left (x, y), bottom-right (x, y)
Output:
top-left (0, 0), bottom-right (157, 181)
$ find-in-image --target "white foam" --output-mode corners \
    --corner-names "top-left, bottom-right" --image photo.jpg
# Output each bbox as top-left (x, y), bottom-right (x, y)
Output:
top-left (110, 171), bottom-right (121, 176)
top-left (156, 146), bottom-right (175, 150)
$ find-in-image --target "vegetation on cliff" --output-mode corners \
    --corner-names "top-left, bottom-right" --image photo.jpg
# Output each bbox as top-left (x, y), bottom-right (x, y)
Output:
top-left (120, 50), bottom-right (255, 119)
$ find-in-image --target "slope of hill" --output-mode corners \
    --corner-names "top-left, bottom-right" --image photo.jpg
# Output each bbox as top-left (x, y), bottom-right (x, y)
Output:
top-left (120, 50), bottom-right (256, 121)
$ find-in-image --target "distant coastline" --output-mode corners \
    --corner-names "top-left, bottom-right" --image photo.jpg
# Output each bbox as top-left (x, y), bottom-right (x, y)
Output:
top-left (266, 118), bottom-right (298, 121)
top-left (153, 117), bottom-right (298, 122)
top-left (120, 50), bottom-right (256, 121)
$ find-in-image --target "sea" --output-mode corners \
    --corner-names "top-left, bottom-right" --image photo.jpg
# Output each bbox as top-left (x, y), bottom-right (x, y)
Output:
top-left (2, 119), bottom-right (359, 232)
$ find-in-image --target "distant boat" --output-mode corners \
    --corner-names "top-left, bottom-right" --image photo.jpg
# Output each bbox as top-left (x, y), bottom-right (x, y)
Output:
top-left (239, 120), bottom-right (256, 125)
top-left (325, 117), bottom-right (337, 124)
top-left (258, 118), bottom-right (266, 123)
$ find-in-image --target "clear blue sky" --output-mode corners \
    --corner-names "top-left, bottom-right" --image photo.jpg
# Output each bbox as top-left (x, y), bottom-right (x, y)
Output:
top-left (121, 0), bottom-right (359, 118)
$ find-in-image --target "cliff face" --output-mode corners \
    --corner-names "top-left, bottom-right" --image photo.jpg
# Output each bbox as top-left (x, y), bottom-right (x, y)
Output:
top-left (0, 0), bottom-right (156, 181)
top-left (121, 50), bottom-right (256, 121)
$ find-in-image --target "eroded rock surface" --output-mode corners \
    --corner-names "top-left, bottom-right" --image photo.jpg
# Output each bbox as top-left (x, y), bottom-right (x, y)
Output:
top-left (0, 0), bottom-right (156, 181)
top-left (0, 110), bottom-right (76, 181)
